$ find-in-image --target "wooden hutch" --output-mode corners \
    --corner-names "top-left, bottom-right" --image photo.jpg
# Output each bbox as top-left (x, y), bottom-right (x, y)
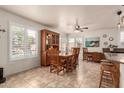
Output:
top-left (41, 29), bottom-right (59, 66)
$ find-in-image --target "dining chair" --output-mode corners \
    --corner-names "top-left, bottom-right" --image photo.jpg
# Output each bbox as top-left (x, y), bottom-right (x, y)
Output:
top-left (99, 61), bottom-right (119, 88)
top-left (47, 48), bottom-right (64, 75)
top-left (76, 48), bottom-right (80, 64)
top-left (83, 48), bottom-right (93, 61)
top-left (72, 47), bottom-right (80, 54)
top-left (72, 54), bottom-right (78, 69)
top-left (66, 54), bottom-right (78, 72)
top-left (72, 47), bottom-right (80, 65)
top-left (83, 48), bottom-right (88, 60)
top-left (72, 48), bottom-right (77, 54)
top-left (65, 55), bottom-right (72, 72)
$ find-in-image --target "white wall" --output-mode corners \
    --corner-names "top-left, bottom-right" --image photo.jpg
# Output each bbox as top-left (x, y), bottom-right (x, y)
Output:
top-left (118, 29), bottom-right (124, 48)
top-left (83, 28), bottom-right (119, 52)
top-left (68, 28), bottom-right (119, 52)
top-left (0, 9), bottom-right (45, 76)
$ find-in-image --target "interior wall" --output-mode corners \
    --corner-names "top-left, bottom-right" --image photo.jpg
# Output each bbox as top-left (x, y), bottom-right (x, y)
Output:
top-left (68, 28), bottom-right (119, 52)
top-left (84, 28), bottom-right (120, 52)
top-left (118, 29), bottom-right (124, 48)
top-left (0, 9), bottom-right (44, 76)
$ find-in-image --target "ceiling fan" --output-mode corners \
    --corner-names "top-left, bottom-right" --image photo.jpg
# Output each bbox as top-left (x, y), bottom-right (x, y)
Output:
top-left (73, 19), bottom-right (88, 32)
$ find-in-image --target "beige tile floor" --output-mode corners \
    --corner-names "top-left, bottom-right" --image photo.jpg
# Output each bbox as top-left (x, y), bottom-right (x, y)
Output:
top-left (0, 61), bottom-right (101, 88)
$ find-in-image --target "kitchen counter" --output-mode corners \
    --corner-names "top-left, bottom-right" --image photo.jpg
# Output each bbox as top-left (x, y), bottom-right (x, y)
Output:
top-left (106, 54), bottom-right (124, 64)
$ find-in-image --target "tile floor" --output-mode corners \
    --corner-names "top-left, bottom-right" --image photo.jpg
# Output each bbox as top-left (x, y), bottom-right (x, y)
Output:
top-left (0, 61), bottom-right (100, 88)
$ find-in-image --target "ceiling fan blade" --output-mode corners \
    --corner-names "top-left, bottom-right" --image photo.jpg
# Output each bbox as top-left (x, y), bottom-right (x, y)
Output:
top-left (79, 29), bottom-right (83, 32)
top-left (81, 27), bottom-right (88, 29)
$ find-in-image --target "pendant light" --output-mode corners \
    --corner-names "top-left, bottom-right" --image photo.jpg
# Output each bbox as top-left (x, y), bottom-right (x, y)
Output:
top-left (117, 10), bottom-right (122, 29)
top-left (117, 10), bottom-right (124, 29)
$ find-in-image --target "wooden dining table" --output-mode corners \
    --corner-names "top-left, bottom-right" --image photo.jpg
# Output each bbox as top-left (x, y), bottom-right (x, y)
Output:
top-left (59, 52), bottom-right (73, 58)
top-left (59, 52), bottom-right (73, 72)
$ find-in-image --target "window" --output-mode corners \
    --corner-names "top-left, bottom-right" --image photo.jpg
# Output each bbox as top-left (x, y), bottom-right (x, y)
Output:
top-left (120, 31), bottom-right (124, 43)
top-left (10, 23), bottom-right (38, 60)
top-left (60, 37), bottom-right (67, 52)
top-left (75, 37), bottom-right (83, 47)
top-left (68, 38), bottom-right (75, 52)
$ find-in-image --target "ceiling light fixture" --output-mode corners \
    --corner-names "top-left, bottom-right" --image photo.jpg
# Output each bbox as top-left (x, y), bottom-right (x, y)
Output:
top-left (121, 16), bottom-right (124, 24)
top-left (73, 19), bottom-right (88, 33)
top-left (117, 10), bottom-right (124, 29)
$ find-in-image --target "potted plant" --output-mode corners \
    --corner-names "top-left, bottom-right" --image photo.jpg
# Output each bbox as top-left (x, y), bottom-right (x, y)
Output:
top-left (108, 44), bottom-right (118, 51)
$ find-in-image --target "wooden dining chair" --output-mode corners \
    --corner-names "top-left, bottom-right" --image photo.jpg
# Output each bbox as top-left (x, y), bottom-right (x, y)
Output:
top-left (72, 47), bottom-right (80, 65)
top-left (72, 48), bottom-right (77, 54)
top-left (72, 48), bottom-right (80, 54)
top-left (47, 48), bottom-right (64, 75)
top-left (99, 61), bottom-right (119, 88)
top-left (66, 55), bottom-right (72, 72)
top-left (83, 48), bottom-right (88, 61)
top-left (72, 54), bottom-right (78, 69)
top-left (66, 54), bottom-right (77, 72)
top-left (83, 48), bottom-right (93, 61)
top-left (76, 48), bottom-right (80, 64)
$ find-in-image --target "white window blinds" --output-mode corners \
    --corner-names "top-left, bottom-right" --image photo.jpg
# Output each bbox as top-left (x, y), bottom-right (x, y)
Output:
top-left (10, 23), bottom-right (38, 60)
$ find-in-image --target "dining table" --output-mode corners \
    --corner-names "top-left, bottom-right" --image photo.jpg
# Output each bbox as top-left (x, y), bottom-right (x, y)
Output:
top-left (59, 52), bottom-right (73, 59)
top-left (59, 52), bottom-right (74, 72)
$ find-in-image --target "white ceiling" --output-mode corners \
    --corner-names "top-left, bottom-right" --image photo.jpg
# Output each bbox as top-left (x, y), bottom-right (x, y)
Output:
top-left (0, 5), bottom-right (124, 33)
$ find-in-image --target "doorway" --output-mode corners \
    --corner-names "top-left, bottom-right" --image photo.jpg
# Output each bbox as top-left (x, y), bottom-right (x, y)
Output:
top-left (68, 35), bottom-right (84, 60)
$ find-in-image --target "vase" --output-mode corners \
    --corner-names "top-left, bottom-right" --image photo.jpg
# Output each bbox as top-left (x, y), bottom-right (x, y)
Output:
top-left (110, 48), bottom-right (114, 52)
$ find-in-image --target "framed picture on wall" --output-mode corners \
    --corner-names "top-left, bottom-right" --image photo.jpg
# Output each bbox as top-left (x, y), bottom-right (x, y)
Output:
top-left (103, 34), bottom-right (107, 38)
top-left (103, 41), bottom-right (108, 47)
top-left (85, 37), bottom-right (100, 47)
top-left (109, 37), bottom-right (114, 41)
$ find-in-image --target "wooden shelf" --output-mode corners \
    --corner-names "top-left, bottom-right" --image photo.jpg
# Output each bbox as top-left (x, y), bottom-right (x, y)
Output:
top-left (41, 29), bottom-right (59, 66)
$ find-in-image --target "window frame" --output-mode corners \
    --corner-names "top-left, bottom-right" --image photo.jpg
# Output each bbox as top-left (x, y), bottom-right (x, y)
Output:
top-left (26, 29), bottom-right (39, 57)
top-left (68, 37), bottom-right (75, 52)
top-left (9, 22), bottom-right (39, 61)
top-left (120, 31), bottom-right (124, 43)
